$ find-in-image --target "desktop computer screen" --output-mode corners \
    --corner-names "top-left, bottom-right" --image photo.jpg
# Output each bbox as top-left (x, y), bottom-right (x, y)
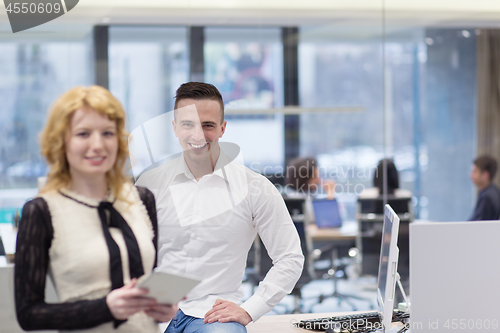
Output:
top-left (312, 199), bottom-right (342, 228)
top-left (377, 204), bottom-right (401, 333)
top-left (298, 204), bottom-right (404, 332)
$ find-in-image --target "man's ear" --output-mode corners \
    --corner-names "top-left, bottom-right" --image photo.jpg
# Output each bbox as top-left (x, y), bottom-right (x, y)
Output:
top-left (172, 120), bottom-right (179, 138)
top-left (220, 120), bottom-right (227, 138)
top-left (484, 170), bottom-right (492, 183)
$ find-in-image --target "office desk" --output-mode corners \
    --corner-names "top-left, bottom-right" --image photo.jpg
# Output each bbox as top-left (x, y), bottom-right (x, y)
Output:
top-left (247, 312), bottom-right (406, 333)
top-left (306, 221), bottom-right (357, 242)
top-left (247, 312), bottom-right (340, 332)
top-left (246, 311), bottom-right (405, 333)
top-left (0, 263), bottom-right (58, 333)
top-left (0, 224), bottom-right (17, 263)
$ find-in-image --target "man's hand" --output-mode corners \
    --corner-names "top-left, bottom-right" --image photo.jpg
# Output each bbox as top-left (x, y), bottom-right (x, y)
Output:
top-left (203, 299), bottom-right (252, 326)
top-left (145, 304), bottom-right (178, 322)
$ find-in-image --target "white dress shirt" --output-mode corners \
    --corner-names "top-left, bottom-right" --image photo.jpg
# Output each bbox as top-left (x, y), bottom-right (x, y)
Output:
top-left (136, 152), bottom-right (304, 322)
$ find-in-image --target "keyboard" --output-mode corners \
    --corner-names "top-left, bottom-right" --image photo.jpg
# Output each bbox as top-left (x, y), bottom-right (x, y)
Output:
top-left (297, 312), bottom-right (381, 331)
top-left (297, 310), bottom-right (409, 332)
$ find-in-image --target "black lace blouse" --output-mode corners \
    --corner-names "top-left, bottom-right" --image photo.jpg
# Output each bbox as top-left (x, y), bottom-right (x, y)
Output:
top-left (14, 186), bottom-right (158, 331)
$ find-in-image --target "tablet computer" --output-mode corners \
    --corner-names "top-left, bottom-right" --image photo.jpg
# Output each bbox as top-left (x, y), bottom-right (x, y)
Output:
top-left (136, 269), bottom-right (201, 304)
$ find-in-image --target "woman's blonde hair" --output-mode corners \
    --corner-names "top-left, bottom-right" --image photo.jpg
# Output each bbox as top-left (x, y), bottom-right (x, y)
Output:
top-left (40, 85), bottom-right (130, 200)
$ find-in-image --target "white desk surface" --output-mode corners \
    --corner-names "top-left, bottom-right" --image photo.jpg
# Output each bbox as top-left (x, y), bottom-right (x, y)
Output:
top-left (246, 311), bottom-right (408, 333)
top-left (247, 312), bottom-right (344, 333)
top-left (0, 224), bottom-right (17, 255)
top-left (247, 311), bottom-right (409, 333)
top-left (306, 220), bottom-right (358, 242)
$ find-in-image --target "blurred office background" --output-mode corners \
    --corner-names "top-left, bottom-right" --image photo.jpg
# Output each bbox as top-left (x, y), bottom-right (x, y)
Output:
top-left (1, 0), bottom-right (500, 223)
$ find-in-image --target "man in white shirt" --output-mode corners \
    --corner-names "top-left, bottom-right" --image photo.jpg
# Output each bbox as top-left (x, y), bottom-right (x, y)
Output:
top-left (136, 82), bottom-right (304, 333)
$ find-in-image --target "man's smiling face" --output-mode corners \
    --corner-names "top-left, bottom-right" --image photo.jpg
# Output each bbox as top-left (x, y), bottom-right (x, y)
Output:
top-left (173, 98), bottom-right (226, 166)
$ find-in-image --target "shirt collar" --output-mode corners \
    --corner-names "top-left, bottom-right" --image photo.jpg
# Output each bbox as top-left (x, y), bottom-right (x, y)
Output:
top-left (173, 151), bottom-right (234, 183)
top-left (173, 156), bottom-right (194, 181)
top-left (479, 183), bottom-right (493, 195)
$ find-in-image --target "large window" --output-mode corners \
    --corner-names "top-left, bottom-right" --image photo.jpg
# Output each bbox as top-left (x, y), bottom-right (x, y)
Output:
top-left (298, 26), bottom-right (476, 221)
top-left (109, 26), bottom-right (189, 132)
top-left (205, 27), bottom-right (284, 172)
top-left (0, 34), bottom-right (92, 219)
top-left (109, 26), bottom-right (189, 178)
top-left (0, 22), bottom-right (478, 224)
top-left (298, 26), bottom-right (385, 219)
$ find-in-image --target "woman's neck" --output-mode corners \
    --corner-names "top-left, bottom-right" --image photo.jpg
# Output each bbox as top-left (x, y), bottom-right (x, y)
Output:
top-left (68, 175), bottom-right (108, 200)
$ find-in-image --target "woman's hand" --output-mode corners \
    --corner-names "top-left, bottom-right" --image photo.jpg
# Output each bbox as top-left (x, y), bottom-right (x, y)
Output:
top-left (106, 279), bottom-right (158, 320)
top-left (145, 303), bottom-right (178, 322)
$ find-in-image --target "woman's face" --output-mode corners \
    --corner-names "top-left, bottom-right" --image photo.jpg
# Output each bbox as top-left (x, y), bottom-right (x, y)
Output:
top-left (308, 167), bottom-right (321, 190)
top-left (65, 107), bottom-right (118, 182)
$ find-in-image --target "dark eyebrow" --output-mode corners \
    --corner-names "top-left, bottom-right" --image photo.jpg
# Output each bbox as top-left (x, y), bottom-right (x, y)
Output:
top-left (201, 121), bottom-right (217, 126)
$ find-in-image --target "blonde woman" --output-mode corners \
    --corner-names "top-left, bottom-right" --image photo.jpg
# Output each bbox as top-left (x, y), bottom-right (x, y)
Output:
top-left (14, 86), bottom-right (176, 332)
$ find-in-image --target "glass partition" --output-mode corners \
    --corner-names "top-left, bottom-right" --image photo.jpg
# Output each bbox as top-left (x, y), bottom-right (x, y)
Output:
top-left (109, 26), bottom-right (189, 132)
top-left (109, 26), bottom-right (189, 177)
top-left (0, 2), bottom-right (482, 224)
top-left (383, 8), bottom-right (477, 221)
top-left (205, 27), bottom-right (284, 172)
top-left (0, 25), bottom-right (93, 218)
top-left (298, 24), bottom-right (385, 220)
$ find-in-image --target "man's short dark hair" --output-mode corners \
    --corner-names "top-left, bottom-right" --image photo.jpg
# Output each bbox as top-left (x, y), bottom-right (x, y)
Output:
top-left (174, 82), bottom-right (224, 123)
top-left (473, 155), bottom-right (498, 181)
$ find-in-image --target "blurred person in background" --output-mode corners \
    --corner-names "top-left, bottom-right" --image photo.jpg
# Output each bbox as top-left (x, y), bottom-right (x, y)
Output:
top-left (359, 158), bottom-right (412, 199)
top-left (284, 157), bottom-right (335, 200)
top-left (469, 155), bottom-right (500, 221)
top-left (284, 157), bottom-right (336, 224)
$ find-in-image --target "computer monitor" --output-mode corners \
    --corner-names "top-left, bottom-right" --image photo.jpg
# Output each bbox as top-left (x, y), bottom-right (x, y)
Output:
top-left (358, 197), bottom-right (412, 216)
top-left (410, 221), bottom-right (500, 332)
top-left (312, 199), bottom-right (342, 228)
top-left (377, 204), bottom-right (401, 333)
top-left (297, 204), bottom-right (406, 332)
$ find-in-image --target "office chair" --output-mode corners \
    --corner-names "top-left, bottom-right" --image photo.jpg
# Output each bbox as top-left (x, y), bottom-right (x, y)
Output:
top-left (356, 197), bottom-right (413, 281)
top-left (309, 234), bottom-right (374, 311)
top-left (244, 224), bottom-right (310, 314)
top-left (284, 197), bottom-right (373, 312)
top-left (289, 218), bottom-right (317, 313)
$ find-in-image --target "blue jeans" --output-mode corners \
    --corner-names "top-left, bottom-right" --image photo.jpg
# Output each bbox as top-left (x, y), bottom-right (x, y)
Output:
top-left (165, 310), bottom-right (247, 333)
